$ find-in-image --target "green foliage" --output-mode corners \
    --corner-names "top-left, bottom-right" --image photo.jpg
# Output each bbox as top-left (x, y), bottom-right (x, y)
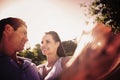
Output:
top-left (18, 43), bottom-right (46, 65)
top-left (18, 40), bottom-right (77, 65)
top-left (89, 0), bottom-right (120, 34)
top-left (62, 40), bottom-right (77, 56)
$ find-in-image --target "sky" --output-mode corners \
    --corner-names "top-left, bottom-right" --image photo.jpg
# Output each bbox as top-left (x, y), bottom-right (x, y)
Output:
top-left (0, 0), bottom-right (94, 48)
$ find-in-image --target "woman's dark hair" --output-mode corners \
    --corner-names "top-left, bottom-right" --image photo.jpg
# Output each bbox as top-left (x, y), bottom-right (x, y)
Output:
top-left (0, 17), bottom-right (27, 40)
top-left (45, 31), bottom-right (66, 57)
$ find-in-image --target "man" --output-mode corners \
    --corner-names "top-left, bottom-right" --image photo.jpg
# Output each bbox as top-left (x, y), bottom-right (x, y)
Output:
top-left (0, 17), bottom-right (41, 80)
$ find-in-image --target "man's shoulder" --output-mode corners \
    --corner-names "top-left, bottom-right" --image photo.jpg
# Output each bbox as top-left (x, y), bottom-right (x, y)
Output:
top-left (37, 63), bottom-right (46, 71)
top-left (0, 53), bottom-right (11, 63)
top-left (17, 56), bottom-right (32, 61)
top-left (17, 56), bottom-right (36, 68)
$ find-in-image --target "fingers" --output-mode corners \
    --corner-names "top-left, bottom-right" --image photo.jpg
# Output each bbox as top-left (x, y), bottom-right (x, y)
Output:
top-left (59, 23), bottom-right (120, 80)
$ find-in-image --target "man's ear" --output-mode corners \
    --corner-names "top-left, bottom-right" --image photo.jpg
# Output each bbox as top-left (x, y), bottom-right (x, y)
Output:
top-left (4, 24), bottom-right (14, 33)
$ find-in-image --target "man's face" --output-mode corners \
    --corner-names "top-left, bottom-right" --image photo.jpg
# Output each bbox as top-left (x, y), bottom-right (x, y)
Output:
top-left (8, 25), bottom-right (28, 52)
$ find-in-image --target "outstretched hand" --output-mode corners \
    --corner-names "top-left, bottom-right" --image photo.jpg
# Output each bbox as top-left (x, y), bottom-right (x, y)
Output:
top-left (59, 23), bottom-right (120, 80)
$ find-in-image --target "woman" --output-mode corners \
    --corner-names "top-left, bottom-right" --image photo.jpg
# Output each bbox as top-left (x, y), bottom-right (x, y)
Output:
top-left (37, 31), bottom-right (71, 80)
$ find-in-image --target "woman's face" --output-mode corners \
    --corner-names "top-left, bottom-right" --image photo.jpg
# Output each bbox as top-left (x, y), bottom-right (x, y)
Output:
top-left (41, 34), bottom-right (59, 55)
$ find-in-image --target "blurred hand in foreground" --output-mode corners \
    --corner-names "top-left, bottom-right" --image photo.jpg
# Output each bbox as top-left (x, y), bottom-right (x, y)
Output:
top-left (58, 23), bottom-right (120, 80)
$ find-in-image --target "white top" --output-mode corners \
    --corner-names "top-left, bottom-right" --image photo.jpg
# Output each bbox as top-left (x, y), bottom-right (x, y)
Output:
top-left (37, 57), bottom-right (63, 80)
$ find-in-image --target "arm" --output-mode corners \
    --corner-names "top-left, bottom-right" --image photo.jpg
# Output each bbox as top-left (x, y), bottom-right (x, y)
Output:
top-left (58, 23), bottom-right (120, 80)
top-left (62, 56), bottom-right (72, 70)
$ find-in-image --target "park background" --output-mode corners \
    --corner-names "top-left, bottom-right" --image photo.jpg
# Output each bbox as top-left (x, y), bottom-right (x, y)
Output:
top-left (0, 0), bottom-right (120, 65)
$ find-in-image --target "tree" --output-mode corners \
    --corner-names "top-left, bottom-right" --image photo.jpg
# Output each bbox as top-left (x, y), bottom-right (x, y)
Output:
top-left (32, 43), bottom-right (46, 65)
top-left (18, 41), bottom-right (77, 65)
top-left (88, 0), bottom-right (120, 34)
top-left (18, 49), bottom-right (39, 64)
top-left (62, 40), bottom-right (77, 56)
top-left (18, 43), bottom-right (46, 65)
